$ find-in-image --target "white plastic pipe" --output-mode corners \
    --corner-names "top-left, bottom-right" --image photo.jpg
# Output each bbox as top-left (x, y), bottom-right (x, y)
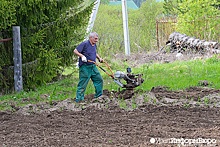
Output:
top-left (85, 0), bottom-right (100, 40)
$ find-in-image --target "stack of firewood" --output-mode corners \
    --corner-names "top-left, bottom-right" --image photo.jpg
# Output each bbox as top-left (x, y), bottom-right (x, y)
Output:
top-left (166, 32), bottom-right (219, 54)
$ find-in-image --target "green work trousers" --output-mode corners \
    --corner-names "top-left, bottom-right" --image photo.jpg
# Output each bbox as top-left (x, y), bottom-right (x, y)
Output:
top-left (76, 64), bottom-right (103, 101)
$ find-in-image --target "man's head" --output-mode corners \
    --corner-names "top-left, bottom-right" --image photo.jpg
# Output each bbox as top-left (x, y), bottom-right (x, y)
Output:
top-left (89, 32), bottom-right (99, 45)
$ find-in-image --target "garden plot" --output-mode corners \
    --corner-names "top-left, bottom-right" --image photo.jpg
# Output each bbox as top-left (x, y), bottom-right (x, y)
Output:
top-left (1, 51), bottom-right (220, 146)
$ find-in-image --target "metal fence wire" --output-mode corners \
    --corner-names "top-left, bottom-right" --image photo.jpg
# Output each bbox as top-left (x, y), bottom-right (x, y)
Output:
top-left (0, 26), bottom-right (64, 94)
top-left (0, 31), bottom-right (13, 94)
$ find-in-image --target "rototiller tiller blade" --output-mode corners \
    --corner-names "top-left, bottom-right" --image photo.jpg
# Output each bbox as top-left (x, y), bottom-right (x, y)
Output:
top-left (88, 60), bottom-right (144, 90)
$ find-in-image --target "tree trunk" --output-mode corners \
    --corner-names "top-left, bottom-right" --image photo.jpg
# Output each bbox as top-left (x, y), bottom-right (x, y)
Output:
top-left (166, 32), bottom-right (220, 54)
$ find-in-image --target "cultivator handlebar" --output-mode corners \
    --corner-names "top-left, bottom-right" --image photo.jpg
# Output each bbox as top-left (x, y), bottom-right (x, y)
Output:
top-left (88, 60), bottom-right (114, 79)
top-left (88, 60), bottom-right (144, 90)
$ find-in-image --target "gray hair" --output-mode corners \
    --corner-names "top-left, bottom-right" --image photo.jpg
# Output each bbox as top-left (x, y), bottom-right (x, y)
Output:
top-left (89, 32), bottom-right (98, 38)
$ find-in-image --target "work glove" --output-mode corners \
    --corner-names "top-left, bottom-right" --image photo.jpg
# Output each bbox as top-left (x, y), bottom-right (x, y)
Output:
top-left (81, 56), bottom-right (87, 62)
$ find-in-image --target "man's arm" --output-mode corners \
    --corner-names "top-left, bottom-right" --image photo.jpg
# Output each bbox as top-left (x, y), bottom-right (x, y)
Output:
top-left (74, 49), bottom-right (84, 58)
top-left (96, 53), bottom-right (103, 63)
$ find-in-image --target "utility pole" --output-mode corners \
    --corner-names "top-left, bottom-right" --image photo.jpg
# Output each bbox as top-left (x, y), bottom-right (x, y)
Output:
top-left (13, 26), bottom-right (23, 92)
top-left (122, 0), bottom-right (130, 56)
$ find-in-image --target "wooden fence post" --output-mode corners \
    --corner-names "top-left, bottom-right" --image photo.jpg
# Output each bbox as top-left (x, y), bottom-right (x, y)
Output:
top-left (13, 26), bottom-right (23, 92)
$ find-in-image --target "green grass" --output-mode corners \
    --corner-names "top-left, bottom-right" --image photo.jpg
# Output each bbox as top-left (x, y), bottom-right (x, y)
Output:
top-left (0, 56), bottom-right (220, 111)
top-left (119, 99), bottom-right (127, 109)
top-left (136, 56), bottom-right (220, 91)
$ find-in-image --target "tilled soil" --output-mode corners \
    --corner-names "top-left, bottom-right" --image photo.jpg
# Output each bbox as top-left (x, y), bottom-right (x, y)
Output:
top-left (1, 104), bottom-right (220, 147)
top-left (1, 86), bottom-right (220, 147)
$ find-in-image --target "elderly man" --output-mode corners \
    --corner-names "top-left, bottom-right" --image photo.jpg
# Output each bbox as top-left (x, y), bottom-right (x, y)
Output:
top-left (73, 32), bottom-right (103, 102)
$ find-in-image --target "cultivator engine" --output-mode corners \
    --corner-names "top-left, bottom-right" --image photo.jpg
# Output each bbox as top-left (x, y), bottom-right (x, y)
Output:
top-left (88, 60), bottom-right (144, 91)
top-left (114, 67), bottom-right (144, 90)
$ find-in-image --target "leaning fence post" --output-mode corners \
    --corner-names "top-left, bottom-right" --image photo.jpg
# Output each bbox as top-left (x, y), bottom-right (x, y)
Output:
top-left (13, 26), bottom-right (23, 92)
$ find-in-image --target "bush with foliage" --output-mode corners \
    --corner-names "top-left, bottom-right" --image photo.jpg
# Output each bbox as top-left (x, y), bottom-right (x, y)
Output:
top-left (176, 0), bottom-right (220, 42)
top-left (163, 0), bottom-right (220, 42)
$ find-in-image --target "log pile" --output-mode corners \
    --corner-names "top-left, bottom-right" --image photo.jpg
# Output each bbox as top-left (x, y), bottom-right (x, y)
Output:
top-left (166, 32), bottom-right (220, 54)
